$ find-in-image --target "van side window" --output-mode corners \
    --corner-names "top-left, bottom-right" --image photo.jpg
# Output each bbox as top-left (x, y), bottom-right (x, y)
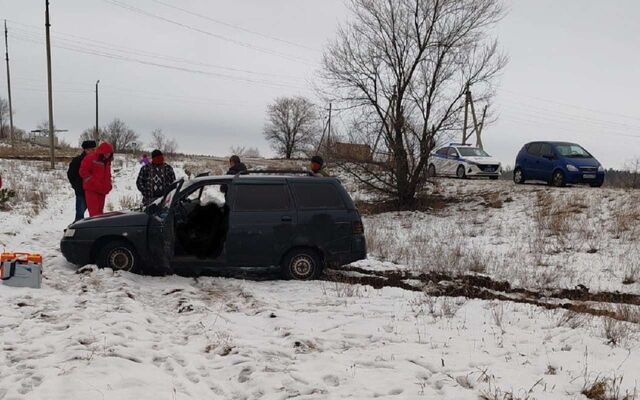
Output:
top-left (527, 143), bottom-right (541, 156)
top-left (436, 147), bottom-right (449, 156)
top-left (233, 184), bottom-right (290, 211)
top-left (291, 183), bottom-right (345, 209)
top-left (447, 148), bottom-right (459, 157)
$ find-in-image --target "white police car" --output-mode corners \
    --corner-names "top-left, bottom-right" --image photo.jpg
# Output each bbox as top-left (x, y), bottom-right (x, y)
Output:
top-left (427, 144), bottom-right (502, 179)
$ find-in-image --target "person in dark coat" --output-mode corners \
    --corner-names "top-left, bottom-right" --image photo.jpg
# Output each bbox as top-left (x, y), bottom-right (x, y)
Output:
top-left (220, 155), bottom-right (247, 197)
top-left (136, 149), bottom-right (176, 206)
top-left (67, 140), bottom-right (96, 221)
top-left (79, 142), bottom-right (114, 217)
top-left (310, 155), bottom-right (329, 177)
top-left (226, 155), bottom-right (247, 175)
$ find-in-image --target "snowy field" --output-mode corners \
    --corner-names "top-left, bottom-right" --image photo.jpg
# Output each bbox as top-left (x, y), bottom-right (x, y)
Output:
top-left (1, 157), bottom-right (639, 400)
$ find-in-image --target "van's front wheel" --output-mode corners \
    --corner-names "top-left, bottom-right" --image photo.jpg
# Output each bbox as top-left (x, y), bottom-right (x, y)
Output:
top-left (96, 241), bottom-right (138, 273)
top-left (282, 249), bottom-right (322, 280)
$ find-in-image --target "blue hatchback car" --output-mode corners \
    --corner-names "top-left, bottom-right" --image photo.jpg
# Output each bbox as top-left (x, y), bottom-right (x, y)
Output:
top-left (514, 141), bottom-right (605, 187)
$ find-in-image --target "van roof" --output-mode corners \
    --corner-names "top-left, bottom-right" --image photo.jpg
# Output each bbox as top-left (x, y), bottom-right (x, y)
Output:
top-left (189, 174), bottom-right (338, 184)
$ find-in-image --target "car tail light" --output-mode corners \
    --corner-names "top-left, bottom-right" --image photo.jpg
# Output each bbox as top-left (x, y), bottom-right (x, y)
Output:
top-left (352, 221), bottom-right (364, 235)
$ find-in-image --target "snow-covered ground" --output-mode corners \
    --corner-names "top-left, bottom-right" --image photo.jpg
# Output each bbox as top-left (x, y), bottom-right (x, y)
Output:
top-left (1, 157), bottom-right (639, 399)
top-left (362, 179), bottom-right (640, 293)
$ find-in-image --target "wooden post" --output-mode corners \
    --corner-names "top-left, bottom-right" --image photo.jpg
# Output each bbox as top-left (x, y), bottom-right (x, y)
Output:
top-left (4, 20), bottom-right (14, 148)
top-left (45, 0), bottom-right (56, 169)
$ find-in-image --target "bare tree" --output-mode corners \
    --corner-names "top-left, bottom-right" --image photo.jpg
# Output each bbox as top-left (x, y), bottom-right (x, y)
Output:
top-left (79, 127), bottom-right (106, 144)
top-left (263, 96), bottom-right (318, 159)
top-left (244, 147), bottom-right (261, 158)
top-left (230, 145), bottom-right (261, 158)
top-left (321, 0), bottom-right (507, 206)
top-left (103, 118), bottom-right (139, 153)
top-left (149, 128), bottom-right (178, 155)
top-left (150, 128), bottom-right (165, 150)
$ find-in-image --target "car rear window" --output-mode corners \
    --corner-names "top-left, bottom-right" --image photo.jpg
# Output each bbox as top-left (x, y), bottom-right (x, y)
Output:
top-left (233, 184), bottom-right (290, 211)
top-left (291, 182), bottom-right (345, 210)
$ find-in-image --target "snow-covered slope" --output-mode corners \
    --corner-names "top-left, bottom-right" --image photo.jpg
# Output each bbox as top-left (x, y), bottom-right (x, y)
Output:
top-left (0, 158), bottom-right (639, 399)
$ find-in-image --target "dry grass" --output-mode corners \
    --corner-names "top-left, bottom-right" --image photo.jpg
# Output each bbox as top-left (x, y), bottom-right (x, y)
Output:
top-left (610, 202), bottom-right (640, 240)
top-left (119, 194), bottom-right (142, 210)
top-left (0, 160), bottom-right (67, 217)
top-left (582, 375), bottom-right (637, 400)
top-left (602, 318), bottom-right (633, 347)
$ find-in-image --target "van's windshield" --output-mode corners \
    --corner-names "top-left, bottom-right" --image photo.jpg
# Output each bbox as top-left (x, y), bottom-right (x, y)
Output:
top-left (555, 144), bottom-right (592, 158)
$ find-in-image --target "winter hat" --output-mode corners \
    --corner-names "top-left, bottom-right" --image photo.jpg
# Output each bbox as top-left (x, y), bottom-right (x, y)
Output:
top-left (81, 140), bottom-right (97, 149)
top-left (311, 155), bottom-right (324, 166)
top-left (151, 149), bottom-right (163, 158)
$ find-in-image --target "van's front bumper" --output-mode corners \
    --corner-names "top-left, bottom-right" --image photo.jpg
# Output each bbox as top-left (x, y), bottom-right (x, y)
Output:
top-left (60, 238), bottom-right (92, 266)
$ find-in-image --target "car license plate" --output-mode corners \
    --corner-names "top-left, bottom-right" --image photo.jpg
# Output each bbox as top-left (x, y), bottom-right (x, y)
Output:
top-left (583, 174), bottom-right (596, 179)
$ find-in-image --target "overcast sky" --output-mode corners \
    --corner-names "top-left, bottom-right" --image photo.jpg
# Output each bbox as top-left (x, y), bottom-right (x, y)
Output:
top-left (1, 0), bottom-right (639, 168)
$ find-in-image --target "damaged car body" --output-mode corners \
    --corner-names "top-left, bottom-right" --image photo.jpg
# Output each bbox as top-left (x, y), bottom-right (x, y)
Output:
top-left (60, 174), bottom-right (367, 280)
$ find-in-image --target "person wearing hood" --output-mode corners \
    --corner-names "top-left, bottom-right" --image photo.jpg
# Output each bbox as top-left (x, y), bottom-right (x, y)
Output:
top-left (226, 155), bottom-right (247, 175)
top-left (67, 140), bottom-right (96, 221)
top-left (79, 142), bottom-right (114, 217)
top-left (136, 149), bottom-right (176, 206)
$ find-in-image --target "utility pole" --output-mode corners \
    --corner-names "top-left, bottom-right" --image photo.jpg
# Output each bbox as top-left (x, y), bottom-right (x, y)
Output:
top-left (4, 20), bottom-right (14, 148)
top-left (462, 84), bottom-right (470, 145)
top-left (316, 102), bottom-right (333, 155)
top-left (45, 0), bottom-right (56, 169)
top-left (95, 80), bottom-right (100, 137)
top-left (326, 102), bottom-right (332, 153)
top-left (461, 84), bottom-right (487, 149)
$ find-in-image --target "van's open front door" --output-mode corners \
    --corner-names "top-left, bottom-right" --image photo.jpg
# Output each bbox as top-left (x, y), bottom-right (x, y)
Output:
top-left (146, 179), bottom-right (184, 275)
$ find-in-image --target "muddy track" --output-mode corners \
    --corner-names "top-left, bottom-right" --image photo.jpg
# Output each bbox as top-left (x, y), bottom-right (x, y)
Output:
top-left (324, 266), bottom-right (640, 323)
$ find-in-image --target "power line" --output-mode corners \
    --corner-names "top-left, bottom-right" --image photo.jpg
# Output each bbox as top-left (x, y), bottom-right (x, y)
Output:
top-left (10, 32), bottom-right (310, 91)
top-left (149, 0), bottom-right (320, 52)
top-left (5, 19), bottom-right (308, 82)
top-left (101, 0), bottom-right (315, 65)
top-left (498, 103), bottom-right (640, 133)
top-left (498, 114), bottom-right (640, 140)
top-left (12, 76), bottom-right (260, 107)
top-left (500, 89), bottom-right (640, 122)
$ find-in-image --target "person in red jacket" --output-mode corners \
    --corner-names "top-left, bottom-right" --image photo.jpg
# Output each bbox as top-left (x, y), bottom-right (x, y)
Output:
top-left (79, 142), bottom-right (114, 216)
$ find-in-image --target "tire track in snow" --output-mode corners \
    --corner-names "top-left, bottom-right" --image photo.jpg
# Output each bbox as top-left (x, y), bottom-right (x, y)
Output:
top-left (325, 266), bottom-right (640, 322)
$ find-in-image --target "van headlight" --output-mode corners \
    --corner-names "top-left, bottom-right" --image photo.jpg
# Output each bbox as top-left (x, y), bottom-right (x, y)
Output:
top-left (566, 164), bottom-right (579, 172)
top-left (598, 165), bottom-right (604, 172)
top-left (63, 229), bottom-right (76, 238)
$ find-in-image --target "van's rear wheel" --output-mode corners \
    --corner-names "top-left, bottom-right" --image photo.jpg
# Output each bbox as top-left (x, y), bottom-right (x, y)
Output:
top-left (456, 165), bottom-right (466, 179)
top-left (282, 249), bottom-right (322, 280)
top-left (97, 241), bottom-right (138, 273)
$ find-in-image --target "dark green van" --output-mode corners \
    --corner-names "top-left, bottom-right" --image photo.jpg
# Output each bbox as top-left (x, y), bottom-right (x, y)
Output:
top-left (61, 173), bottom-right (366, 280)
